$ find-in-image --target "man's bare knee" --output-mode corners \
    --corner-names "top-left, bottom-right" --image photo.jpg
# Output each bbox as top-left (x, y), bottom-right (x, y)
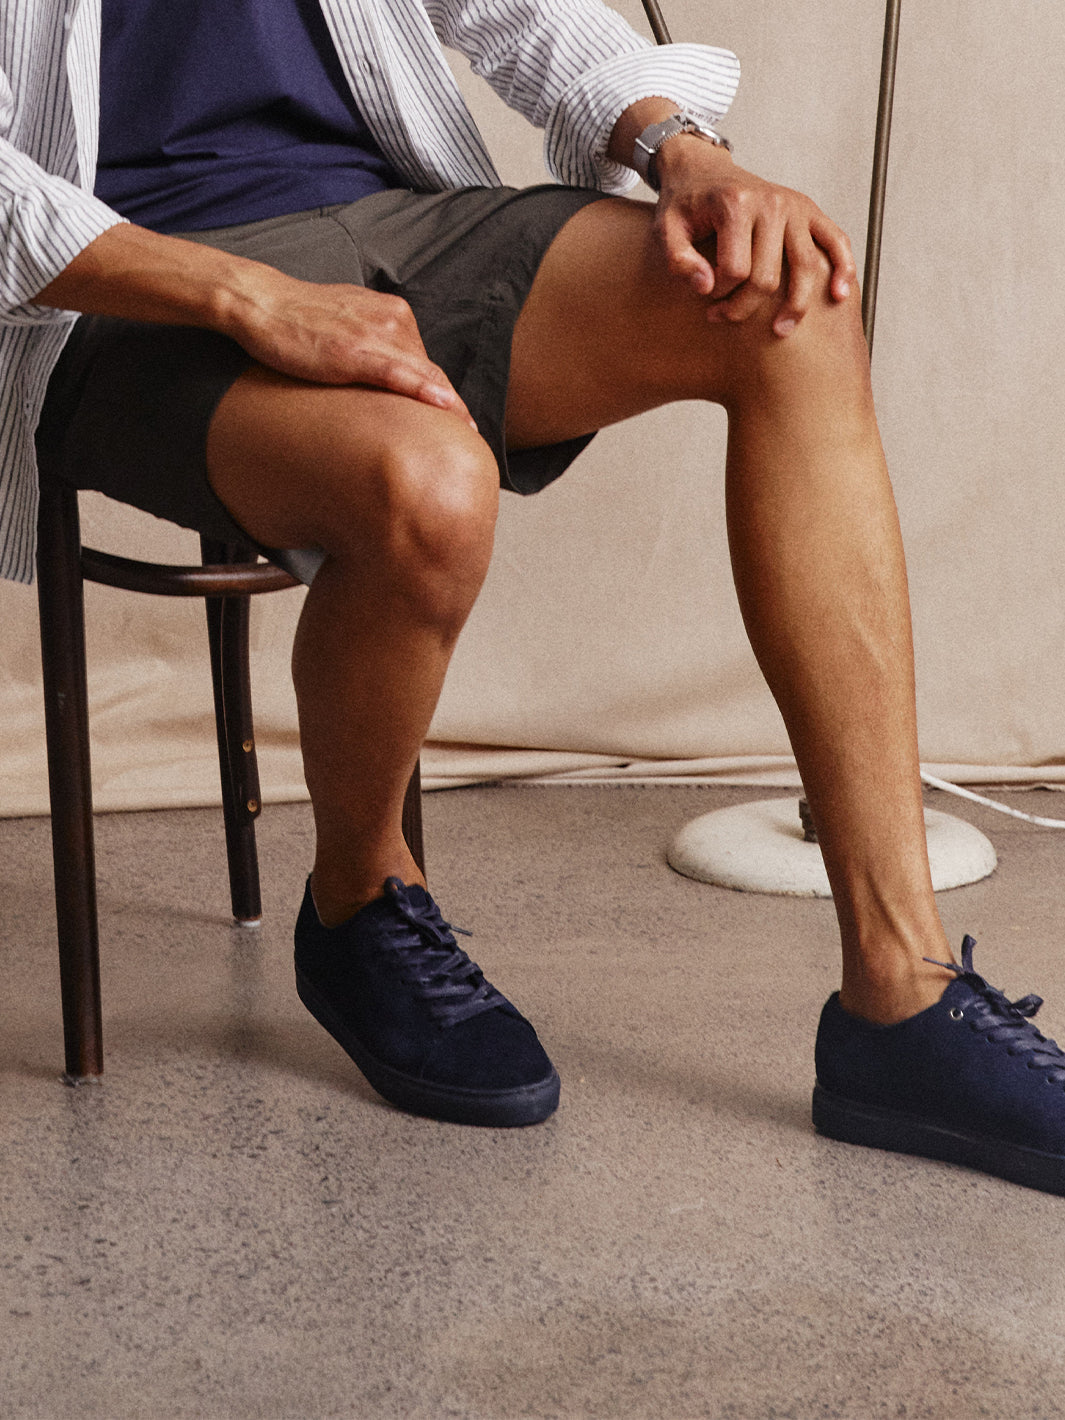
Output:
top-left (711, 275), bottom-right (871, 416)
top-left (337, 421), bottom-right (500, 631)
top-left (509, 200), bottom-right (867, 440)
top-left (209, 371), bottom-right (499, 628)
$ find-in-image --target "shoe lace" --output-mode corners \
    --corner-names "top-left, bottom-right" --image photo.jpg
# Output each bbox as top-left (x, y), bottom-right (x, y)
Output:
top-left (925, 935), bottom-right (1065, 1085)
top-left (381, 877), bottom-right (504, 1027)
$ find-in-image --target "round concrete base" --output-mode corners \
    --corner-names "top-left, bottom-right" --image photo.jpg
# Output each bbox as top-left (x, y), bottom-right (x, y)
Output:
top-left (667, 798), bottom-right (997, 897)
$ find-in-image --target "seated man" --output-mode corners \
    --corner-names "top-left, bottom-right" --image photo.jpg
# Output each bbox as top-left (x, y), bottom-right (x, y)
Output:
top-left (8, 0), bottom-right (1065, 1192)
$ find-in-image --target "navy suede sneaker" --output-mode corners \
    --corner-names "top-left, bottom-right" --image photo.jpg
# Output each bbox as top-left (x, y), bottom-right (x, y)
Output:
top-left (294, 877), bottom-right (560, 1126)
top-left (813, 937), bottom-right (1065, 1194)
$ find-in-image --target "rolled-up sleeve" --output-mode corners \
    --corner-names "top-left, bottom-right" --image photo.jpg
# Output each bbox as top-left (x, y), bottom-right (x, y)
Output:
top-left (544, 42), bottom-right (740, 192)
top-left (0, 138), bottom-right (123, 324)
top-left (427, 0), bottom-right (739, 194)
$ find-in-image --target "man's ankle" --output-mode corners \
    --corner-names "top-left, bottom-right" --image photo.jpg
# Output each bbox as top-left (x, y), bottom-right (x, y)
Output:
top-left (838, 956), bottom-right (956, 1027)
top-left (310, 864), bottom-right (426, 929)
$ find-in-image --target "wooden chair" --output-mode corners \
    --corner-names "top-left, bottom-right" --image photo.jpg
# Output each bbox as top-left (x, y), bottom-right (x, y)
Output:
top-left (36, 479), bottom-right (424, 1081)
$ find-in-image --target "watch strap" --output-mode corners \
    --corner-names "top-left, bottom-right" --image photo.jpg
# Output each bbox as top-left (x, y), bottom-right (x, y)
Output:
top-left (632, 113), bottom-right (732, 191)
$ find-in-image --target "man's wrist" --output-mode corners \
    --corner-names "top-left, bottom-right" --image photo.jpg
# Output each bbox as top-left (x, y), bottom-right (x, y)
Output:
top-left (606, 97), bottom-right (681, 170)
top-left (652, 128), bottom-right (734, 187)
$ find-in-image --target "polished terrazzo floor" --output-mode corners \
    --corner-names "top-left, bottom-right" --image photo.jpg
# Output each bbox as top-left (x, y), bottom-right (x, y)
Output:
top-left (3, 784), bottom-right (1065, 1419)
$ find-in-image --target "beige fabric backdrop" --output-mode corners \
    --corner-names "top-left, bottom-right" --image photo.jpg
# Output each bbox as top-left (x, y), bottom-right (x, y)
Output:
top-left (2, 0), bottom-right (1064, 815)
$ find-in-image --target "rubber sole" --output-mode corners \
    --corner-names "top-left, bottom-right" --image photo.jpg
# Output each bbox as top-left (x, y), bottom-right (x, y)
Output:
top-left (296, 968), bottom-right (560, 1127)
top-left (813, 1082), bottom-right (1065, 1196)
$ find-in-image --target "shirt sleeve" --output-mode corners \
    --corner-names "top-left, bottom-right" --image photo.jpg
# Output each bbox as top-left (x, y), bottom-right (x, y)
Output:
top-left (425, 0), bottom-right (739, 194)
top-left (0, 77), bottom-right (124, 325)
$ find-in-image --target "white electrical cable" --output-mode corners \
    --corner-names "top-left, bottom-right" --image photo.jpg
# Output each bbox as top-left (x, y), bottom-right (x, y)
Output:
top-left (920, 771), bottom-right (1065, 828)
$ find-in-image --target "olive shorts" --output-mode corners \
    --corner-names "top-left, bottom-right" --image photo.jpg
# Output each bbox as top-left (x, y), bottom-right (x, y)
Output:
top-left (36, 184), bottom-right (607, 582)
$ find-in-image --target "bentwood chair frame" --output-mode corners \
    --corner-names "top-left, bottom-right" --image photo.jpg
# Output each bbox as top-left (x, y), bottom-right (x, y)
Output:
top-left (36, 478), bottom-right (424, 1081)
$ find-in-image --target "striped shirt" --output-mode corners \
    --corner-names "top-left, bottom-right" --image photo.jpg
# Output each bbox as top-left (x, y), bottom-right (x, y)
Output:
top-left (0, 0), bottom-right (739, 583)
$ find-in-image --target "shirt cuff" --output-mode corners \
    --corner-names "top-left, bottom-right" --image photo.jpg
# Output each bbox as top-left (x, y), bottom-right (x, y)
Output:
top-left (544, 43), bottom-right (741, 194)
top-left (0, 164), bottom-right (125, 322)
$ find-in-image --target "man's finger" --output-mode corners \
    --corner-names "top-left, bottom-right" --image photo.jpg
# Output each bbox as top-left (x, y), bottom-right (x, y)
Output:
top-left (810, 213), bottom-right (856, 301)
top-left (343, 350), bottom-right (478, 429)
top-left (655, 205), bottom-right (715, 296)
top-left (745, 210), bottom-right (786, 298)
top-left (706, 201), bottom-right (755, 303)
top-left (769, 228), bottom-right (826, 336)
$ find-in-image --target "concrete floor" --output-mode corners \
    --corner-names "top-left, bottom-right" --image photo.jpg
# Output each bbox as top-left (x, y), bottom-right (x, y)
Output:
top-left (3, 783), bottom-right (1065, 1419)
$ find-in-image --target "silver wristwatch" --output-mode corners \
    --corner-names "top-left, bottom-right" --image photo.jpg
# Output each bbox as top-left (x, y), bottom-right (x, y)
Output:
top-left (632, 113), bottom-right (732, 191)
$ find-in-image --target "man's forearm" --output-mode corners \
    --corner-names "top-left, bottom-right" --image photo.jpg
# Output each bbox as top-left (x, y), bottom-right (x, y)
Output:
top-left (34, 221), bottom-right (475, 420)
top-left (34, 222), bottom-right (271, 336)
top-left (607, 96), bottom-right (735, 186)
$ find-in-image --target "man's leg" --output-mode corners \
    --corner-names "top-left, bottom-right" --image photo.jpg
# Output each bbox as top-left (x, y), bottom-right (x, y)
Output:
top-left (205, 368), bottom-right (499, 925)
top-left (204, 365), bottom-right (560, 1127)
top-left (506, 196), bottom-right (953, 1026)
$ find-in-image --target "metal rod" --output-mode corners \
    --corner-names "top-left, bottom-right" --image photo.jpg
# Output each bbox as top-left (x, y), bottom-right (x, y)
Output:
top-left (639, 0), bottom-right (673, 46)
top-left (862, 0), bottom-right (902, 354)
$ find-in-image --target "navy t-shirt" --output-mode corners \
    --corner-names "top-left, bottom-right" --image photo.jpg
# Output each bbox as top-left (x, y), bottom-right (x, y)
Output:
top-left (95, 0), bottom-right (403, 232)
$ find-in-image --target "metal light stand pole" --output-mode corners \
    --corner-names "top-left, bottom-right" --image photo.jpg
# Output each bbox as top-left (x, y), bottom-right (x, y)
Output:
top-left (650, 0), bottom-right (998, 894)
top-left (861, 0), bottom-right (902, 356)
top-left (639, 0), bottom-right (674, 47)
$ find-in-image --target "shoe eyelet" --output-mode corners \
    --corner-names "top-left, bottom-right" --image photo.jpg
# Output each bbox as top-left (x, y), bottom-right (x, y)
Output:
top-left (949, 1007), bottom-right (964, 1021)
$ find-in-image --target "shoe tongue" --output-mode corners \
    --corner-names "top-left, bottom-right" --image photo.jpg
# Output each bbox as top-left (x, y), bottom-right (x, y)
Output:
top-left (345, 879), bottom-right (429, 928)
top-left (386, 878), bottom-right (431, 911)
top-left (943, 976), bottom-right (977, 1008)
top-left (379, 878), bottom-right (445, 930)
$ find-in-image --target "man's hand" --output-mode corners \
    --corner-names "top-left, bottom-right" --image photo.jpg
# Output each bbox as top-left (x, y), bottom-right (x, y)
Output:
top-left (35, 222), bottom-right (477, 427)
top-left (653, 136), bottom-right (855, 337)
top-left (219, 259), bottom-right (475, 422)
top-left (608, 99), bottom-right (856, 338)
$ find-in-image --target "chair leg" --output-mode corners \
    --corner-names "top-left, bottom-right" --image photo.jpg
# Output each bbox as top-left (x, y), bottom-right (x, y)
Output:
top-left (201, 538), bottom-right (426, 905)
top-left (36, 483), bottom-right (104, 1080)
top-left (201, 538), bottom-right (263, 925)
top-left (403, 760), bottom-right (425, 878)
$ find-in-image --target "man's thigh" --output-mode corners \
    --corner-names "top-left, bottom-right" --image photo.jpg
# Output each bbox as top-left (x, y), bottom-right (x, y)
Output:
top-left (506, 196), bottom-right (855, 451)
top-left (190, 187), bottom-right (607, 500)
top-left (36, 187), bottom-right (609, 578)
top-left (505, 197), bottom-right (710, 450)
top-left (204, 365), bottom-right (495, 559)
